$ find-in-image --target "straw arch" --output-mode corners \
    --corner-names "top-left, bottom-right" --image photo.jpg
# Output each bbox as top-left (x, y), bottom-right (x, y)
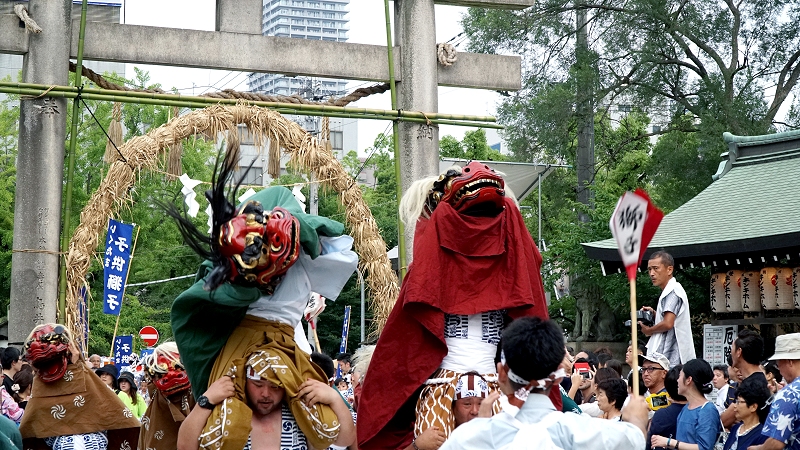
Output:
top-left (64, 104), bottom-right (399, 348)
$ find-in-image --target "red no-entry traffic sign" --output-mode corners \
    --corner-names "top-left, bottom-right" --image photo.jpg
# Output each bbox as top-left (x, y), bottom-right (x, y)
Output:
top-left (139, 326), bottom-right (159, 347)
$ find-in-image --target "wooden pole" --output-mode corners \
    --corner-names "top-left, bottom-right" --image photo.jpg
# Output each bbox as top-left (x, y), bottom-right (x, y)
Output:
top-left (311, 319), bottom-right (322, 352)
top-left (108, 224), bottom-right (140, 358)
top-left (383, 0), bottom-right (407, 282)
top-left (108, 310), bottom-right (122, 358)
top-left (629, 280), bottom-right (640, 396)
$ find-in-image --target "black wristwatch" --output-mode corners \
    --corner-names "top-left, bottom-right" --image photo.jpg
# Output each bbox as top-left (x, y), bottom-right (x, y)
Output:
top-left (197, 395), bottom-right (216, 410)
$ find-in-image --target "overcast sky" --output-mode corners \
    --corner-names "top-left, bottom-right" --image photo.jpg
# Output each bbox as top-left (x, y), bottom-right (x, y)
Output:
top-left (122, 0), bottom-right (503, 153)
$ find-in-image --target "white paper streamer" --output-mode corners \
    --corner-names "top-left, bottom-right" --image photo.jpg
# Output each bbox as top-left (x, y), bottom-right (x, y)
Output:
top-left (205, 203), bottom-right (213, 234)
top-left (179, 173), bottom-right (203, 218)
top-left (292, 184), bottom-right (307, 212)
top-left (238, 188), bottom-right (257, 203)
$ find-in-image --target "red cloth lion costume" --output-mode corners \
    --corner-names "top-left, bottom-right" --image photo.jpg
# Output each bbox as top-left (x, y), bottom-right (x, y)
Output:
top-left (358, 162), bottom-right (558, 450)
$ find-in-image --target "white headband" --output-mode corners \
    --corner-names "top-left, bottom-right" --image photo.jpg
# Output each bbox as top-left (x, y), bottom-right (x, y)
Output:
top-left (246, 351), bottom-right (287, 381)
top-left (500, 350), bottom-right (566, 389)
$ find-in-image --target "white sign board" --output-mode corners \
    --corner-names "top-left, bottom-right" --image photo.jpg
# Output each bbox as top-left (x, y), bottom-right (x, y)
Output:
top-left (703, 324), bottom-right (738, 367)
top-left (610, 192), bottom-right (649, 270)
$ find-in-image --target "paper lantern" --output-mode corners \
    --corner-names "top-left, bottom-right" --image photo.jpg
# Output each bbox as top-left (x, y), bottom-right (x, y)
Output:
top-left (776, 267), bottom-right (794, 309)
top-left (725, 270), bottom-right (743, 312)
top-left (710, 273), bottom-right (726, 313)
top-left (740, 270), bottom-right (761, 313)
top-left (760, 267), bottom-right (779, 310)
top-left (794, 267), bottom-right (800, 310)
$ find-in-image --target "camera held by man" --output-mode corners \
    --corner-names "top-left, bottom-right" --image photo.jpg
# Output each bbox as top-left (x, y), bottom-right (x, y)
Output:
top-left (624, 309), bottom-right (655, 328)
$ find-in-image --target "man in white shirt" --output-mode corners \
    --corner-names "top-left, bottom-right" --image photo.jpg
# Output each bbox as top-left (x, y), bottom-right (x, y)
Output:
top-left (639, 251), bottom-right (696, 368)
top-left (440, 317), bottom-right (648, 450)
top-left (711, 364), bottom-right (731, 414)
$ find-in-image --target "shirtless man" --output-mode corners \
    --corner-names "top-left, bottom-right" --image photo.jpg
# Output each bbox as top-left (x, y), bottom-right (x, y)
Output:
top-left (178, 367), bottom-right (355, 450)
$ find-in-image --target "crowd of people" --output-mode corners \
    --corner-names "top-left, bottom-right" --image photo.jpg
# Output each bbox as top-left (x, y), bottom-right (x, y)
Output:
top-left (133, 244), bottom-right (800, 450)
top-left (0, 321), bottom-right (796, 450)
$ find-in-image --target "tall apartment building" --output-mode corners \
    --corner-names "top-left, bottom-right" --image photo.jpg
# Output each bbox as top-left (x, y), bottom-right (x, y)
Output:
top-left (248, 0), bottom-right (350, 97)
top-left (243, 0), bottom-right (357, 177)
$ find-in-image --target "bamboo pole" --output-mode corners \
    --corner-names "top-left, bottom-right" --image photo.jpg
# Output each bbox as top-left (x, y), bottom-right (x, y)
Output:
top-left (108, 312), bottom-right (122, 359)
top-left (59, 0), bottom-right (89, 323)
top-left (384, 0), bottom-right (408, 282)
top-left (108, 225), bottom-right (140, 358)
top-left (1, 86), bottom-right (503, 130)
top-left (0, 82), bottom-right (498, 124)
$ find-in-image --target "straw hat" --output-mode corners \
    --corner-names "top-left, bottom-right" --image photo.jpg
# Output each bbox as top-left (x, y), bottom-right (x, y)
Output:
top-left (769, 333), bottom-right (800, 361)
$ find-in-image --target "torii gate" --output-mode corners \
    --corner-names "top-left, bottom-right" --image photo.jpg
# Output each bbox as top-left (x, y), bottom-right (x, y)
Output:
top-left (0, 0), bottom-right (531, 344)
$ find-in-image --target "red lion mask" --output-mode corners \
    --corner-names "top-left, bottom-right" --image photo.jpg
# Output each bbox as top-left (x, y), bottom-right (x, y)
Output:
top-left (215, 201), bottom-right (301, 292)
top-left (146, 352), bottom-right (190, 396)
top-left (164, 147), bottom-right (303, 293)
top-left (24, 324), bottom-right (71, 383)
top-left (424, 161), bottom-right (505, 218)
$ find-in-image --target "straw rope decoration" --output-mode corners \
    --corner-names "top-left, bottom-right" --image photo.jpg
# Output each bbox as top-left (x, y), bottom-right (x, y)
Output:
top-left (64, 104), bottom-right (399, 345)
top-left (166, 106), bottom-right (184, 177)
top-left (103, 102), bottom-right (123, 164)
top-left (68, 62), bottom-right (391, 107)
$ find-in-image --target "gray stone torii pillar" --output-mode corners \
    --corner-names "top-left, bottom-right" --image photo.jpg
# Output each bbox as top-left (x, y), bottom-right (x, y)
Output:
top-left (396, 0), bottom-right (440, 190)
top-left (396, 0), bottom-right (440, 261)
top-left (9, 0), bottom-right (73, 344)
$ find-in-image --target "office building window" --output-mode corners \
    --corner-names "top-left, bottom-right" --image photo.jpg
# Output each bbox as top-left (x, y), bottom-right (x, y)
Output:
top-left (330, 131), bottom-right (343, 151)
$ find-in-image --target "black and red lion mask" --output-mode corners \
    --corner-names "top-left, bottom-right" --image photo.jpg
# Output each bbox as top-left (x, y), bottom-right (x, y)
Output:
top-left (423, 161), bottom-right (506, 218)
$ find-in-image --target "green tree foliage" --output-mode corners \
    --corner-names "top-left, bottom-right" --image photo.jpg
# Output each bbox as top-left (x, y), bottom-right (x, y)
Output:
top-left (463, 0), bottom-right (795, 135)
top-left (461, 0), bottom-right (792, 168)
top-left (340, 150), bottom-right (362, 177)
top-left (439, 129), bottom-right (506, 161)
top-left (522, 110), bottom-right (712, 338)
top-left (647, 115), bottom-right (707, 212)
top-left (0, 88), bottom-right (19, 312)
top-left (122, 68), bottom-right (170, 140)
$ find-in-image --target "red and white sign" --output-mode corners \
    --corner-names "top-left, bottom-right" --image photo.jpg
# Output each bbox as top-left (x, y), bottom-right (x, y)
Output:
top-left (610, 189), bottom-right (664, 280)
top-left (139, 326), bottom-right (159, 347)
